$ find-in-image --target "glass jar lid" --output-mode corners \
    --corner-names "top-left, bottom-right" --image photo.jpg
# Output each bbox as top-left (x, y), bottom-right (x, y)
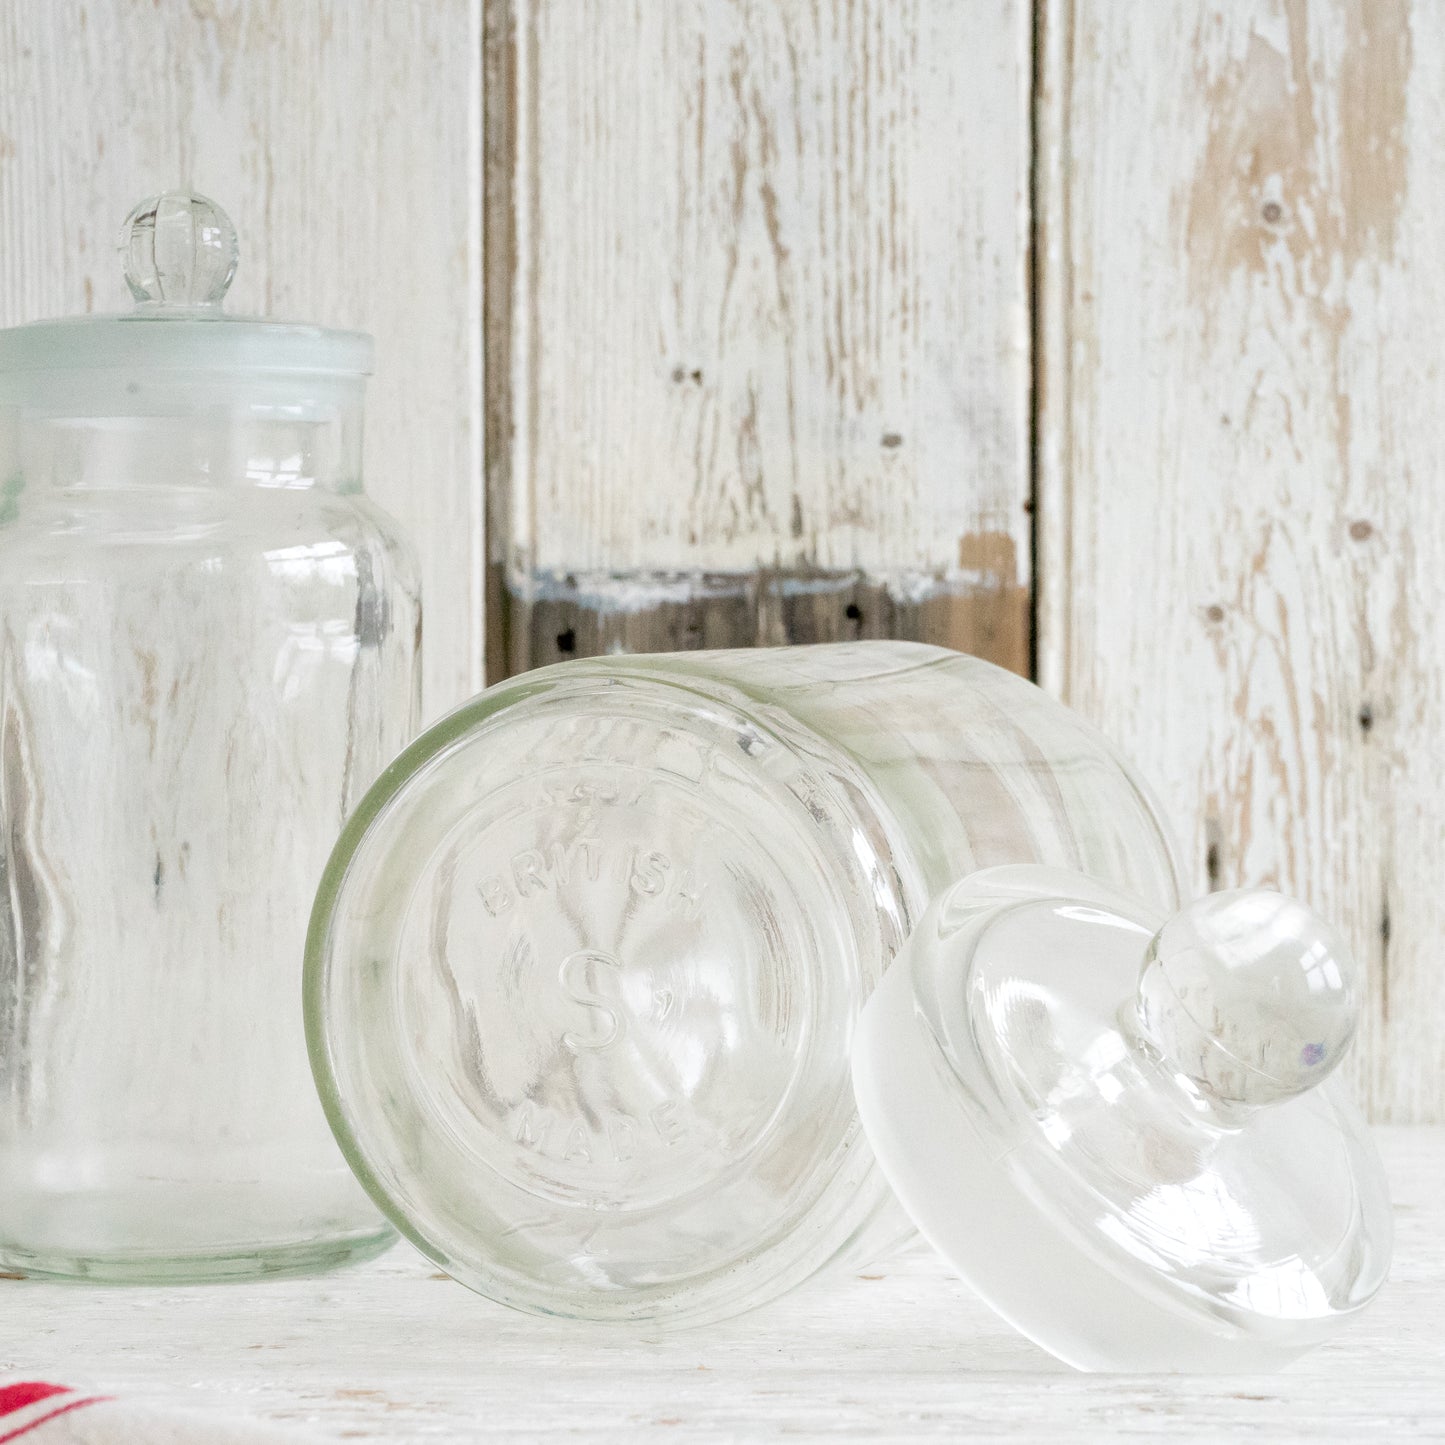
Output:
top-left (853, 864), bottom-right (1393, 1372)
top-left (0, 191), bottom-right (370, 378)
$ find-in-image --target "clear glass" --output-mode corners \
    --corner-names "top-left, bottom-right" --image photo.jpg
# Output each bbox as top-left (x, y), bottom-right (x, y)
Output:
top-left (307, 642), bottom-right (1184, 1325)
top-left (0, 197), bottom-right (420, 1281)
top-left (854, 866), bottom-right (1392, 1371)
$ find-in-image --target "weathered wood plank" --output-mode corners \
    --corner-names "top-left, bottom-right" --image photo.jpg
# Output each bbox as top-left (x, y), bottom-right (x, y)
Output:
top-left (1037, 0), bottom-right (1435, 1119)
top-left (0, 0), bottom-right (484, 721)
top-left (0, 1126), bottom-right (1437, 1440)
top-left (509, 565), bottom-right (1029, 673)
top-left (486, 0), bottom-right (1032, 680)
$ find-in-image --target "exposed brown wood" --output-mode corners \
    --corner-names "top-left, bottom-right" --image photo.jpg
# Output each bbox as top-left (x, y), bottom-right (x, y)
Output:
top-left (482, 0), bottom-right (518, 686)
top-left (507, 567), bottom-right (1030, 674)
top-left (1036, 0), bottom-right (1437, 1120)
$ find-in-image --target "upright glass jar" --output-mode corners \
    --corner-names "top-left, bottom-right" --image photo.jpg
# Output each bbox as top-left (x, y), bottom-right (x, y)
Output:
top-left (307, 641), bottom-right (1183, 1325)
top-left (0, 193), bottom-right (420, 1280)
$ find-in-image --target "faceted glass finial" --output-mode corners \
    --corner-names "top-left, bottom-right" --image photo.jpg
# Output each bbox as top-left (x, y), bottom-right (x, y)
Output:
top-left (118, 191), bottom-right (238, 310)
top-left (1136, 889), bottom-right (1361, 1109)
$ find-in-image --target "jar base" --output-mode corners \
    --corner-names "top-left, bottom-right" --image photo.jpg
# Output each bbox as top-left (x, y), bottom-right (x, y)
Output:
top-left (0, 1226), bottom-right (396, 1285)
top-left (309, 667), bottom-right (908, 1324)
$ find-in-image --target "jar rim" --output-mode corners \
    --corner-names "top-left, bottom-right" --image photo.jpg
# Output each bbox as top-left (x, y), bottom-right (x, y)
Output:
top-left (0, 314), bottom-right (372, 378)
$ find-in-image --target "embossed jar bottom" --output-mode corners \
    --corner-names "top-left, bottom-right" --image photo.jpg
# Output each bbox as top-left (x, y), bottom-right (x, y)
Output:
top-left (306, 643), bottom-right (1182, 1325)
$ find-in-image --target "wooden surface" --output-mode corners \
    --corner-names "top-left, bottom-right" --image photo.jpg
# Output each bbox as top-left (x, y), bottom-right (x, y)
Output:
top-left (1034, 0), bottom-right (1439, 1121)
top-left (0, 1124), bottom-right (1434, 1441)
top-left (1035, 0), bottom-right (1441, 1120)
top-left (484, 0), bottom-right (1033, 677)
top-left (489, 0), bottom-right (1445, 1120)
top-left (3, 3), bottom-right (1444, 1122)
top-left (0, 0), bottom-right (484, 722)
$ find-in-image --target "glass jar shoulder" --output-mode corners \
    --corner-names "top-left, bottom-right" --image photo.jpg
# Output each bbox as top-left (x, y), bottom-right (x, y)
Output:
top-left (567, 642), bottom-right (1057, 762)
top-left (566, 643), bottom-right (1184, 911)
top-left (0, 483), bottom-right (418, 599)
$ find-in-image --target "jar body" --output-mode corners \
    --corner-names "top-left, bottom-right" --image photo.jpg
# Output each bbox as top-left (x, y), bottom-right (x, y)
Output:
top-left (0, 394), bottom-right (420, 1280)
top-left (309, 642), bottom-right (1182, 1323)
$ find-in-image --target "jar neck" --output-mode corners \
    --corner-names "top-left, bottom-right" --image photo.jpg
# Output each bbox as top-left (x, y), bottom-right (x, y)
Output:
top-left (1, 378), bottom-right (366, 495)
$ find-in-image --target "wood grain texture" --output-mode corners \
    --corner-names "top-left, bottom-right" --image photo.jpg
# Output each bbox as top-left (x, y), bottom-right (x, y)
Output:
top-left (486, 0), bottom-right (1032, 679)
top-left (507, 566), bottom-right (1028, 674)
top-left (1036, 0), bottom-right (1440, 1120)
top-left (0, 0), bottom-right (483, 722)
top-left (0, 1125), bottom-right (1434, 1440)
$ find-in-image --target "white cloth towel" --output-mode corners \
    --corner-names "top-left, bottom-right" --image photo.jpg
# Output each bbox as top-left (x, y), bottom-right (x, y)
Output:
top-left (0, 1381), bottom-right (322, 1443)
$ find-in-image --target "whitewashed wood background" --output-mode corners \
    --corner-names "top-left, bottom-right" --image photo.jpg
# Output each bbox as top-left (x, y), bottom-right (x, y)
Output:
top-left (0, 0), bottom-right (1436, 1121)
top-left (0, 0), bottom-right (485, 716)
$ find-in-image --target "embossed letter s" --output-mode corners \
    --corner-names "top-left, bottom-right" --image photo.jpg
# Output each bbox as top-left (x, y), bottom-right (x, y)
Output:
top-left (559, 950), bottom-right (625, 1052)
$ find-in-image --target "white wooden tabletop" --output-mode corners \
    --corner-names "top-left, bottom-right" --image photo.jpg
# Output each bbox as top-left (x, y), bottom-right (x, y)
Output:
top-left (2, 1126), bottom-right (1440, 1443)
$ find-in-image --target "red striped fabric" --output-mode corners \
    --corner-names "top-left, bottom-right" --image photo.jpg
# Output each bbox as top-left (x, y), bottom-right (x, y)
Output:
top-left (0, 1384), bottom-right (107, 1441)
top-left (0, 1387), bottom-right (69, 1420)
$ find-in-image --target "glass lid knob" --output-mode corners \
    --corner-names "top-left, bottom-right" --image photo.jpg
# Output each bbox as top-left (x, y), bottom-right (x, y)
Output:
top-left (1135, 888), bottom-right (1360, 1110)
top-left (118, 190), bottom-right (239, 311)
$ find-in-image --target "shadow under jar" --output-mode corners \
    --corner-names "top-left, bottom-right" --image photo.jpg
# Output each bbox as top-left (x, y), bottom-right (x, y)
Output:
top-left (0, 193), bottom-right (420, 1281)
top-left (306, 641), bottom-right (1184, 1326)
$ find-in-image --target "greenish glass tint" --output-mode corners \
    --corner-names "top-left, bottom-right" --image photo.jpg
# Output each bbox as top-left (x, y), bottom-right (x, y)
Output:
top-left (0, 193), bottom-right (418, 1283)
top-left (0, 191), bottom-right (370, 386)
top-left (306, 642), bottom-right (1185, 1326)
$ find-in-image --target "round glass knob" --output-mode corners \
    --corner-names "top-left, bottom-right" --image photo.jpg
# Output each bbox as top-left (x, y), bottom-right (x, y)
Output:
top-left (1136, 889), bottom-right (1361, 1109)
top-left (118, 191), bottom-right (238, 310)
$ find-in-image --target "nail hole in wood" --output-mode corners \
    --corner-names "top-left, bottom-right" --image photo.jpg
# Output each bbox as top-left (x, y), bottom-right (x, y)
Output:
top-left (845, 603), bottom-right (863, 623)
top-left (1381, 892), bottom-right (1392, 1022)
top-left (555, 628), bottom-right (576, 654)
top-left (880, 432), bottom-right (903, 449)
top-left (1261, 200), bottom-right (1284, 224)
top-left (1350, 519), bottom-right (1374, 542)
top-left (1205, 604), bottom-right (1225, 623)
top-left (1359, 702), bottom-right (1374, 733)
top-left (1204, 816), bottom-right (1224, 890)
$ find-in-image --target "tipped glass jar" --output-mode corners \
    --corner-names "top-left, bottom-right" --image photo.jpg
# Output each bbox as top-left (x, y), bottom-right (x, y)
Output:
top-left (306, 641), bottom-right (1185, 1325)
top-left (0, 193), bottom-right (420, 1281)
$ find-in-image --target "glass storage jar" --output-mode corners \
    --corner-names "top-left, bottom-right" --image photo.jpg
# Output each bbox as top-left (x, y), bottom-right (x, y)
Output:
top-left (307, 641), bottom-right (1185, 1325)
top-left (0, 193), bottom-right (420, 1281)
